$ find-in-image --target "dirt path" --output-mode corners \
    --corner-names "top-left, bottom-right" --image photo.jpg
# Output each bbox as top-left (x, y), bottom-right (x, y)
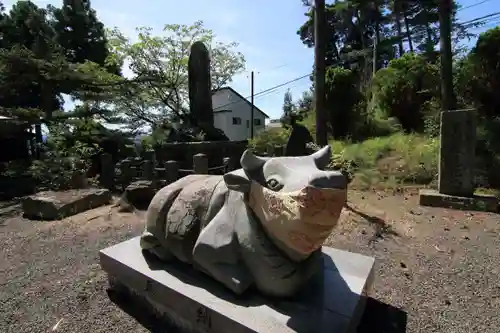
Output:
top-left (0, 189), bottom-right (499, 333)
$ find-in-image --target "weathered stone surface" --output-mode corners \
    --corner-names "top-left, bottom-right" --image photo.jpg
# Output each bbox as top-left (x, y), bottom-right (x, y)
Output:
top-left (120, 180), bottom-right (155, 211)
top-left (438, 110), bottom-right (476, 196)
top-left (22, 188), bottom-right (111, 220)
top-left (188, 41), bottom-right (213, 128)
top-left (419, 189), bottom-right (498, 213)
top-left (140, 146), bottom-right (348, 298)
top-left (100, 237), bottom-right (375, 333)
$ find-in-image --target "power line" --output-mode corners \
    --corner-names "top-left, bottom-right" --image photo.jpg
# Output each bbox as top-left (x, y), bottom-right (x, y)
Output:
top-left (214, 73), bottom-right (311, 110)
top-left (252, 78), bottom-right (311, 100)
top-left (458, 0), bottom-right (492, 12)
top-left (460, 11), bottom-right (500, 26)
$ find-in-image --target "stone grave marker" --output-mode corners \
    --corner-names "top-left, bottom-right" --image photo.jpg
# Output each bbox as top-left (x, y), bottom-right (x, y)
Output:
top-left (419, 110), bottom-right (498, 212)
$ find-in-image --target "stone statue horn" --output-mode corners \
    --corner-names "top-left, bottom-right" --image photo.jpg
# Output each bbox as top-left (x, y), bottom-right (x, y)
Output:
top-left (311, 145), bottom-right (331, 169)
top-left (240, 150), bottom-right (268, 171)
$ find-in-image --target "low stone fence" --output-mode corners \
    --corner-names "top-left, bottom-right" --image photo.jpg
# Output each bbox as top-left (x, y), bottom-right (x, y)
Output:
top-left (99, 151), bottom-right (235, 191)
top-left (153, 140), bottom-right (248, 169)
top-left (99, 145), bottom-right (286, 191)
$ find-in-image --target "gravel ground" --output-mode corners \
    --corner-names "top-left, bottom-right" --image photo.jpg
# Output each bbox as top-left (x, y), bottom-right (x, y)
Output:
top-left (0, 189), bottom-right (499, 333)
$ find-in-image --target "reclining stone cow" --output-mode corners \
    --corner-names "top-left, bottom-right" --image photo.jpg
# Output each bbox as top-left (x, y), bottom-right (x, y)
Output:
top-left (140, 145), bottom-right (347, 298)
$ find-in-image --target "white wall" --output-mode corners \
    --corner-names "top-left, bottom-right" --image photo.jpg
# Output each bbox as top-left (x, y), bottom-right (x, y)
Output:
top-left (212, 89), bottom-right (266, 141)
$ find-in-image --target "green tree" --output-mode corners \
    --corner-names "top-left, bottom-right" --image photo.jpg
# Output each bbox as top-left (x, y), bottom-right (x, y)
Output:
top-left (0, 0), bottom-right (62, 124)
top-left (280, 89), bottom-right (296, 126)
top-left (48, 0), bottom-right (120, 74)
top-left (456, 27), bottom-right (500, 119)
top-left (297, 0), bottom-right (467, 73)
top-left (325, 67), bottom-right (362, 138)
top-left (372, 53), bottom-right (440, 132)
top-left (105, 21), bottom-right (246, 134)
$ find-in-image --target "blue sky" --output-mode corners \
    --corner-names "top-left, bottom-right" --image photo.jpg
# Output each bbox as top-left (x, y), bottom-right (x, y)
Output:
top-left (4, 0), bottom-right (500, 122)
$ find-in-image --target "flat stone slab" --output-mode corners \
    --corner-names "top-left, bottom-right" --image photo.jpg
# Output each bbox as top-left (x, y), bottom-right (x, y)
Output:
top-left (100, 237), bottom-right (375, 333)
top-left (22, 188), bottom-right (112, 220)
top-left (419, 189), bottom-right (498, 213)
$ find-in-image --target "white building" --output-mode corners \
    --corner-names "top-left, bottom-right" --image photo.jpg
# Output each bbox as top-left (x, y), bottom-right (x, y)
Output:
top-left (212, 87), bottom-right (269, 141)
top-left (266, 119), bottom-right (282, 129)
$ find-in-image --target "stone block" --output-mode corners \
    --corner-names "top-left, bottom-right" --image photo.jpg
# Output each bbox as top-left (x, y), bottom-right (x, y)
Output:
top-left (419, 189), bottom-right (498, 213)
top-left (100, 237), bottom-right (375, 333)
top-left (22, 188), bottom-right (111, 220)
top-left (120, 180), bottom-right (155, 211)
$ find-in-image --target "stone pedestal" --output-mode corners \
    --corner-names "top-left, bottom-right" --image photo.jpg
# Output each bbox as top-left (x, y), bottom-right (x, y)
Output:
top-left (100, 237), bottom-right (375, 333)
top-left (419, 189), bottom-right (498, 213)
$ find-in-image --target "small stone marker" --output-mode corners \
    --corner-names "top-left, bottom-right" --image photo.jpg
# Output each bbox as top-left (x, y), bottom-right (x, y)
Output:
top-left (419, 110), bottom-right (498, 212)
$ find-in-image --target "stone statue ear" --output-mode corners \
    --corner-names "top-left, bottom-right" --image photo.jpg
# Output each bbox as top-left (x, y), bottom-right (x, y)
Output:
top-left (311, 145), bottom-right (331, 170)
top-left (223, 169), bottom-right (251, 192)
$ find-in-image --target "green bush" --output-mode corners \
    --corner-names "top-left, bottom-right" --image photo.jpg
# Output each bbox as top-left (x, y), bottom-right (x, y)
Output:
top-left (372, 53), bottom-right (440, 132)
top-left (248, 127), bottom-right (291, 155)
top-left (29, 131), bottom-right (100, 190)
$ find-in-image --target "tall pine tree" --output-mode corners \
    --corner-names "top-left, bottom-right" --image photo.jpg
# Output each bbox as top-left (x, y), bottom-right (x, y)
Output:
top-left (49, 0), bottom-right (120, 74)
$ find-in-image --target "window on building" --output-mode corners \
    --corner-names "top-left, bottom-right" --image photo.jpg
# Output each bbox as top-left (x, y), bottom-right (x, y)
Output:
top-left (254, 118), bottom-right (262, 126)
top-left (232, 117), bottom-right (242, 125)
top-left (246, 120), bottom-right (249, 128)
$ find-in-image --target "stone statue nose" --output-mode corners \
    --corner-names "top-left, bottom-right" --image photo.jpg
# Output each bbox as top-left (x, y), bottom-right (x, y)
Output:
top-left (309, 171), bottom-right (347, 189)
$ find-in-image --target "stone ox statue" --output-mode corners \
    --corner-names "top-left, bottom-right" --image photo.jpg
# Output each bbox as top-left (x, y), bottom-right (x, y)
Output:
top-left (140, 145), bottom-right (347, 298)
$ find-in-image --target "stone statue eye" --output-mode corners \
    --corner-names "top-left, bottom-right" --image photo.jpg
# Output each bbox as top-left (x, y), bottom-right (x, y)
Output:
top-left (266, 178), bottom-right (282, 190)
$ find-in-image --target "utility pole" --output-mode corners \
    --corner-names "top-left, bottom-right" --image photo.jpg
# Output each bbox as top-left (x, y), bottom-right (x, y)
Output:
top-left (314, 0), bottom-right (328, 146)
top-left (439, 0), bottom-right (456, 112)
top-left (250, 71), bottom-right (255, 139)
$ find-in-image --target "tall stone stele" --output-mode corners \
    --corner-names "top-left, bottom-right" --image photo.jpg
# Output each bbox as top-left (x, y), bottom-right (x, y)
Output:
top-left (188, 41), bottom-right (214, 128)
top-left (187, 41), bottom-right (228, 141)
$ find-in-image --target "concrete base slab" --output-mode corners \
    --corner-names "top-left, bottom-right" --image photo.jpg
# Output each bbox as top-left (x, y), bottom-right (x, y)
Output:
top-left (419, 189), bottom-right (498, 213)
top-left (100, 237), bottom-right (375, 333)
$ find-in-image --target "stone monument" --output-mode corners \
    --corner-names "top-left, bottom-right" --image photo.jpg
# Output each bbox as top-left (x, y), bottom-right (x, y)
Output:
top-left (186, 41), bottom-right (228, 141)
top-left (189, 41), bottom-right (214, 128)
top-left (419, 110), bottom-right (498, 212)
top-left (100, 146), bottom-right (376, 332)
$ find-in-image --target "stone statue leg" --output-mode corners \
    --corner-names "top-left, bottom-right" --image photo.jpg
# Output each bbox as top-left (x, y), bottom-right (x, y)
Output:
top-left (192, 206), bottom-right (254, 295)
top-left (140, 177), bottom-right (200, 261)
top-left (235, 207), bottom-right (322, 298)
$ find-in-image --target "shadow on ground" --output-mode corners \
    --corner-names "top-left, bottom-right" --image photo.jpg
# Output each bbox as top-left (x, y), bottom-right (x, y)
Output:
top-left (345, 204), bottom-right (399, 241)
top-left (357, 297), bottom-right (407, 333)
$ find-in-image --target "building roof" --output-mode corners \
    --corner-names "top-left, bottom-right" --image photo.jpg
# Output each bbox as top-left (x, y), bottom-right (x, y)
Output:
top-left (212, 87), bottom-right (269, 118)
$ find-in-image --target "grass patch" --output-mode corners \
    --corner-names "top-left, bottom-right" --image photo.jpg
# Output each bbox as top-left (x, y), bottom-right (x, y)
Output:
top-left (475, 187), bottom-right (500, 199)
top-left (330, 133), bottom-right (439, 189)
